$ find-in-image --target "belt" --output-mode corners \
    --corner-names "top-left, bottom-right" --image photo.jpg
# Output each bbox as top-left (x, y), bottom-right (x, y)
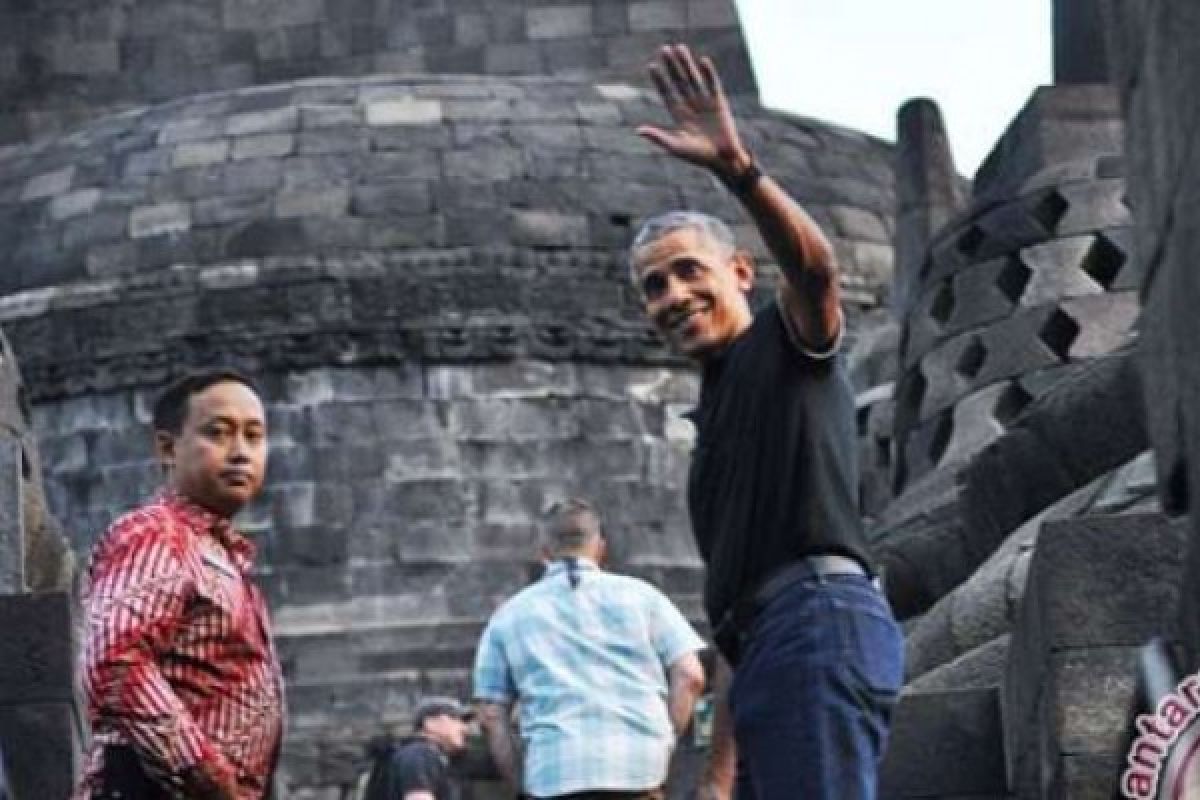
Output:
top-left (713, 554), bottom-right (878, 665)
top-left (752, 555), bottom-right (877, 613)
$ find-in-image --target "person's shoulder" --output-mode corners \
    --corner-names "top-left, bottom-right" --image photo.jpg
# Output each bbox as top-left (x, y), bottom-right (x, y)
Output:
top-left (393, 737), bottom-right (444, 768)
top-left (92, 498), bottom-right (186, 560)
top-left (484, 579), bottom-right (545, 627)
top-left (601, 570), bottom-right (670, 601)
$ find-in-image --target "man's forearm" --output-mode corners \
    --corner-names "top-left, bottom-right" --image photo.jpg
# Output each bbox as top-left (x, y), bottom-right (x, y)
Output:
top-left (667, 652), bottom-right (706, 737)
top-left (720, 153), bottom-right (842, 349)
top-left (479, 703), bottom-right (521, 789)
top-left (702, 656), bottom-right (736, 795)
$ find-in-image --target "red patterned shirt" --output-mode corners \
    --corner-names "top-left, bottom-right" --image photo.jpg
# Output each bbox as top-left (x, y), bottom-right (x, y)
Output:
top-left (74, 491), bottom-right (285, 800)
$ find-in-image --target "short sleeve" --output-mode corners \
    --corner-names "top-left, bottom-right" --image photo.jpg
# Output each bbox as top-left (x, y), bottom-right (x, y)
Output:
top-left (646, 586), bottom-right (706, 667)
top-left (775, 288), bottom-right (844, 360)
top-left (472, 617), bottom-right (517, 705)
top-left (391, 743), bottom-right (445, 795)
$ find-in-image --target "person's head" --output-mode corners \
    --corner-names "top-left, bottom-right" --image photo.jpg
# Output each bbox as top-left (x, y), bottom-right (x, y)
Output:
top-left (541, 498), bottom-right (607, 564)
top-left (413, 696), bottom-right (473, 755)
top-left (152, 368), bottom-right (267, 518)
top-left (629, 211), bottom-right (755, 362)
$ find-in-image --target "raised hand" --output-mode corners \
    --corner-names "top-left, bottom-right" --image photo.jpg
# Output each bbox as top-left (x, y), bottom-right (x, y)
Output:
top-left (637, 44), bottom-right (751, 177)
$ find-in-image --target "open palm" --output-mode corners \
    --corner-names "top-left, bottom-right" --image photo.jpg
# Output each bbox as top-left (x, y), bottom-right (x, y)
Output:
top-left (637, 44), bottom-right (749, 173)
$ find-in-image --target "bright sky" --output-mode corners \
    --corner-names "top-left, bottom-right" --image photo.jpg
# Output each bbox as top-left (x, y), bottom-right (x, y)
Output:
top-left (736, 0), bottom-right (1054, 176)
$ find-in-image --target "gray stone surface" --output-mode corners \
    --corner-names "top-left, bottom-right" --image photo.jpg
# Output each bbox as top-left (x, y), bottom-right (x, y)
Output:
top-left (0, 439), bottom-right (21, 594)
top-left (1004, 514), bottom-right (1187, 799)
top-left (1104, 0), bottom-right (1200, 670)
top-left (0, 0), bottom-right (759, 146)
top-left (893, 98), bottom-right (967, 321)
top-left (1054, 0), bottom-right (1113, 84)
top-left (880, 687), bottom-right (1007, 798)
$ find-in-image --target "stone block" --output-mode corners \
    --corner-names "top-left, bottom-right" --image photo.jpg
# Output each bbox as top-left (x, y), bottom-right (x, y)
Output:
top-left (962, 350), bottom-right (1145, 563)
top-left (172, 139), bottom-right (231, 168)
top-left (629, 1), bottom-right (687, 32)
top-left (526, 5), bottom-right (593, 40)
top-left (223, 0), bottom-right (322, 30)
top-left (349, 182), bottom-right (432, 217)
top-left (49, 40), bottom-right (119, 75)
top-left (225, 106), bottom-right (299, 136)
top-left (0, 439), bottom-right (21, 594)
top-left (365, 98), bottom-right (443, 127)
top-left (20, 167), bottom-right (75, 201)
top-left (231, 132), bottom-right (295, 160)
top-left (0, 592), bottom-right (76, 705)
top-left (49, 189), bottom-right (101, 221)
top-left (879, 687), bottom-right (1007, 798)
top-left (0, 702), bottom-right (82, 800)
top-left (1005, 514), bottom-right (1186, 797)
top-left (129, 202), bottom-right (192, 238)
top-left (484, 43), bottom-right (543, 74)
top-left (275, 187), bottom-right (349, 218)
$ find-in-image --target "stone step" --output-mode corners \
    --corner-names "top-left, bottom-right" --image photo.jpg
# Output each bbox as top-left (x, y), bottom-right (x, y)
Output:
top-left (1004, 512), bottom-right (1187, 798)
top-left (880, 686), bottom-right (1008, 798)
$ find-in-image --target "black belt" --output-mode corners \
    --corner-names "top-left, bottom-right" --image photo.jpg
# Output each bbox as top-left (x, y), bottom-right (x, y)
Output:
top-left (713, 555), bottom-right (878, 664)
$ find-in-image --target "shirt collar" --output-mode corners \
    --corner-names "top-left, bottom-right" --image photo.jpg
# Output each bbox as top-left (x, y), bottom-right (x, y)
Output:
top-left (160, 488), bottom-right (257, 572)
top-left (543, 557), bottom-right (600, 577)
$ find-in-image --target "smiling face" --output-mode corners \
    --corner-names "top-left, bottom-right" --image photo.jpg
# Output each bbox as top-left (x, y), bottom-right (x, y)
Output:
top-left (156, 380), bottom-right (268, 518)
top-left (632, 226), bottom-right (755, 362)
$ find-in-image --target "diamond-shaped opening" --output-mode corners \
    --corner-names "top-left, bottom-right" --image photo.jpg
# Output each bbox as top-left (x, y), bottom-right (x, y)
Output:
top-left (1097, 154), bottom-right (1125, 180)
top-left (930, 281), bottom-right (955, 326)
top-left (900, 370), bottom-right (927, 417)
top-left (1038, 308), bottom-right (1081, 361)
top-left (955, 336), bottom-right (987, 379)
top-left (994, 383), bottom-right (1033, 426)
top-left (1165, 455), bottom-right (1190, 515)
top-left (892, 455), bottom-right (908, 495)
top-left (875, 436), bottom-right (892, 469)
top-left (1080, 233), bottom-right (1126, 290)
top-left (1029, 188), bottom-right (1069, 234)
top-left (928, 413), bottom-right (954, 464)
top-left (918, 252), bottom-right (935, 279)
top-left (956, 224), bottom-right (986, 258)
top-left (995, 255), bottom-right (1032, 304)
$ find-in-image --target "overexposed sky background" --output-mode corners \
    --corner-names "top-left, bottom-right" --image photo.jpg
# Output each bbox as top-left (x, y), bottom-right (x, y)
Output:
top-left (736, 0), bottom-right (1054, 176)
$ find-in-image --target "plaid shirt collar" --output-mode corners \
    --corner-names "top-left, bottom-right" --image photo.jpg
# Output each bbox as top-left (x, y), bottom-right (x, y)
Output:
top-left (159, 489), bottom-right (257, 573)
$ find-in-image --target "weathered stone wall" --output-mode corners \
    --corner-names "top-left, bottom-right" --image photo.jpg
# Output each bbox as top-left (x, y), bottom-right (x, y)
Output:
top-left (891, 98), bottom-right (1134, 493)
top-left (0, 68), bottom-right (897, 794)
top-left (1103, 0), bottom-right (1200, 661)
top-left (35, 361), bottom-right (703, 789)
top-left (0, 0), bottom-right (755, 146)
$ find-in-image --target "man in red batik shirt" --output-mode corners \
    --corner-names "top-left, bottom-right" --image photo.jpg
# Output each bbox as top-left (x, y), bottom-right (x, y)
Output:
top-left (74, 368), bottom-right (285, 800)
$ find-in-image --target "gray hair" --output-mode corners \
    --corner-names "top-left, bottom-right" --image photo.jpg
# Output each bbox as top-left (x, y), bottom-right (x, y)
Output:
top-left (628, 211), bottom-right (737, 287)
top-left (544, 497), bottom-right (603, 553)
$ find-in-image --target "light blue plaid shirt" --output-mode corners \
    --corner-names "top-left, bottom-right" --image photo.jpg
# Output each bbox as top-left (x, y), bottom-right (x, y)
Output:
top-left (473, 558), bottom-right (705, 797)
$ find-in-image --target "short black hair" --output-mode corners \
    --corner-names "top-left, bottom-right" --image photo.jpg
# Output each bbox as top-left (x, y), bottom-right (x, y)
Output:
top-left (152, 368), bottom-right (260, 434)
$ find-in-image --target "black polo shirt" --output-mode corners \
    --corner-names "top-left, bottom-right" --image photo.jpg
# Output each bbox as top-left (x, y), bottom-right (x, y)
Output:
top-left (686, 303), bottom-right (870, 627)
top-left (365, 737), bottom-right (458, 800)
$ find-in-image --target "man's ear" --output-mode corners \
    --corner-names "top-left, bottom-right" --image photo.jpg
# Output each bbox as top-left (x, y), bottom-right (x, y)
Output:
top-left (731, 250), bottom-right (756, 293)
top-left (154, 430), bottom-right (177, 472)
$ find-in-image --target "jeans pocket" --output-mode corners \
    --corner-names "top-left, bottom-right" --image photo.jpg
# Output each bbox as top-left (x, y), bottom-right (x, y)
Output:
top-left (830, 588), bottom-right (905, 697)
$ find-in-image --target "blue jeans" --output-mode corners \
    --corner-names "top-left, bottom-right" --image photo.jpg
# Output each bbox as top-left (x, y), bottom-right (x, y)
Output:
top-left (728, 572), bottom-right (904, 800)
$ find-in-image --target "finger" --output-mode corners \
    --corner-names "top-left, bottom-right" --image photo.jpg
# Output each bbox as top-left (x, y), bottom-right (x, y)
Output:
top-left (648, 64), bottom-right (682, 109)
top-left (700, 56), bottom-right (725, 99)
top-left (636, 125), bottom-right (679, 152)
top-left (675, 44), bottom-right (710, 100)
top-left (663, 45), bottom-right (699, 101)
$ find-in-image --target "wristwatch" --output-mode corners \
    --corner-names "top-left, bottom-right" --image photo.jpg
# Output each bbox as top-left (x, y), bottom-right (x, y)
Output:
top-left (723, 155), bottom-right (763, 197)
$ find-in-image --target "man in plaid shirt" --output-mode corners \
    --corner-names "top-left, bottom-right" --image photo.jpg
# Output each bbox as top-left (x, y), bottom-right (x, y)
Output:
top-left (73, 369), bottom-right (285, 800)
top-left (473, 499), bottom-right (707, 799)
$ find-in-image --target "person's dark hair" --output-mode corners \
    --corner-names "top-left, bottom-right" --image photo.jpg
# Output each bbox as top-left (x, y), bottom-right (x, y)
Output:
top-left (152, 368), bottom-right (260, 434)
